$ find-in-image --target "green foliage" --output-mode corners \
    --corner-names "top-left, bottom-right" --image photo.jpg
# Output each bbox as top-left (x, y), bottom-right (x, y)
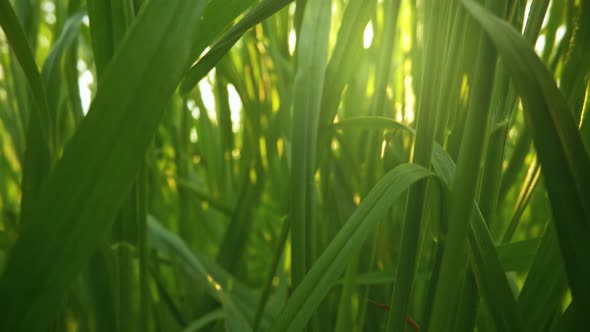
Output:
top-left (0, 0), bottom-right (588, 331)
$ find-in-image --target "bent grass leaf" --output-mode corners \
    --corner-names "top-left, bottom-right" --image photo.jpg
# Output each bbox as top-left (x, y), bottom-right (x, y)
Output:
top-left (271, 163), bottom-right (432, 332)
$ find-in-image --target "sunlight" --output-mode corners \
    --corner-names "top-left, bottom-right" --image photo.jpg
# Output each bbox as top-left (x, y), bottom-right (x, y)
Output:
top-left (288, 29), bottom-right (297, 55)
top-left (363, 21), bottom-right (374, 49)
top-left (227, 83), bottom-right (242, 132)
top-left (198, 69), bottom-right (217, 122)
top-left (77, 59), bottom-right (94, 114)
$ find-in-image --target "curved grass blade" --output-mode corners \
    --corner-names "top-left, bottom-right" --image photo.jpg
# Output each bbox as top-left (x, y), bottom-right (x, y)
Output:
top-left (270, 164), bottom-right (432, 332)
top-left (463, 0), bottom-right (590, 326)
top-left (0, 1), bottom-right (207, 330)
top-left (179, 0), bottom-right (293, 94)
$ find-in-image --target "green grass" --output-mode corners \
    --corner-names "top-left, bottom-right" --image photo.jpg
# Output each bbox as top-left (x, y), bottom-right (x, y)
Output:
top-left (0, 0), bottom-right (589, 331)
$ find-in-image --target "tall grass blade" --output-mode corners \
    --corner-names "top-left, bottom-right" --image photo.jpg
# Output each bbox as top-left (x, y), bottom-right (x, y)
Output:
top-left (0, 1), bottom-right (207, 330)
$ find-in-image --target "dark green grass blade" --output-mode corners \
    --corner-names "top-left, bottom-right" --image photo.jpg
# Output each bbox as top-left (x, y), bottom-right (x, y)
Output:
top-left (87, 0), bottom-right (115, 77)
top-left (271, 164), bottom-right (432, 332)
top-left (463, 0), bottom-right (590, 326)
top-left (431, 125), bottom-right (524, 332)
top-left (179, 0), bottom-right (293, 94)
top-left (517, 224), bottom-right (568, 332)
top-left (1, 0), bottom-right (54, 230)
top-left (0, 1), bottom-right (207, 330)
top-left (495, 239), bottom-right (539, 272)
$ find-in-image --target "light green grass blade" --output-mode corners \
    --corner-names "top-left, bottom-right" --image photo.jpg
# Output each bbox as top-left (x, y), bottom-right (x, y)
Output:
top-left (0, 1), bottom-right (207, 330)
top-left (271, 163), bottom-right (432, 332)
top-left (463, 0), bottom-right (590, 327)
top-left (289, 0), bottom-right (331, 289)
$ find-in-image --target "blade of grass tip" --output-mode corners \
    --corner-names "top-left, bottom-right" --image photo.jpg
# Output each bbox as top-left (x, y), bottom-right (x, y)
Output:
top-left (179, 0), bottom-right (294, 95)
top-left (271, 164), bottom-right (433, 332)
top-left (0, 1), bottom-right (207, 331)
top-left (463, 0), bottom-right (590, 327)
top-left (428, 0), bottom-right (506, 330)
top-left (289, 0), bottom-right (331, 289)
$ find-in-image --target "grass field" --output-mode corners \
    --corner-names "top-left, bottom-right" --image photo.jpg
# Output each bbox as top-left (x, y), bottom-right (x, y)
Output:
top-left (0, 0), bottom-right (589, 331)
